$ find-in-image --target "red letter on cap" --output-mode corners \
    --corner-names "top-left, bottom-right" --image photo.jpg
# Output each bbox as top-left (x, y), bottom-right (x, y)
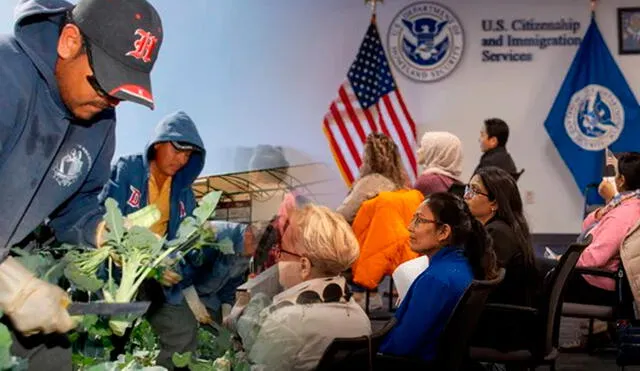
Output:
top-left (126, 29), bottom-right (158, 63)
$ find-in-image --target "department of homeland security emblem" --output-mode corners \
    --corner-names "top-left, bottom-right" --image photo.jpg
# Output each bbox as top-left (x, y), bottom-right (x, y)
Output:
top-left (387, 2), bottom-right (464, 83)
top-left (53, 145), bottom-right (93, 187)
top-left (565, 84), bottom-right (624, 151)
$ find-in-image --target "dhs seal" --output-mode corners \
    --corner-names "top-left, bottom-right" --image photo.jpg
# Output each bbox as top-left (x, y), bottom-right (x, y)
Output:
top-left (564, 84), bottom-right (624, 151)
top-left (387, 2), bottom-right (464, 83)
top-left (53, 144), bottom-right (93, 187)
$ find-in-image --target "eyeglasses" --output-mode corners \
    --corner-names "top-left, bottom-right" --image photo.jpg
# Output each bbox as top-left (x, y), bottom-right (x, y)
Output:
top-left (79, 30), bottom-right (118, 101)
top-left (86, 75), bottom-right (111, 99)
top-left (273, 218), bottom-right (302, 259)
top-left (273, 245), bottom-right (304, 260)
top-left (409, 214), bottom-right (440, 226)
top-left (464, 184), bottom-right (490, 199)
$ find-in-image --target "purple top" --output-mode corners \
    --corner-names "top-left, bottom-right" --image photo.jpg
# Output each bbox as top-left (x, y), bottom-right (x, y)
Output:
top-left (414, 173), bottom-right (457, 196)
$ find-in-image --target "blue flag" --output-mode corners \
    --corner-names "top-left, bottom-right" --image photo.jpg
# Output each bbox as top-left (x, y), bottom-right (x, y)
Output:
top-left (544, 15), bottom-right (640, 207)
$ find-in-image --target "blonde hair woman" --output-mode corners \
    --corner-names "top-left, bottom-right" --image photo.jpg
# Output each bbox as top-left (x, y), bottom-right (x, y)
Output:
top-left (337, 133), bottom-right (407, 223)
top-left (243, 204), bottom-right (371, 370)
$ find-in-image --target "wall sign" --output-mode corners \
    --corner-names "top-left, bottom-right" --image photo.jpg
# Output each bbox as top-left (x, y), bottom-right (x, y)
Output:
top-left (387, 2), bottom-right (464, 82)
top-left (481, 18), bottom-right (582, 62)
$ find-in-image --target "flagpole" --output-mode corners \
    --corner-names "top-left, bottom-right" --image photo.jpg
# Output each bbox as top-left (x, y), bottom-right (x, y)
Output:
top-left (365, 0), bottom-right (382, 23)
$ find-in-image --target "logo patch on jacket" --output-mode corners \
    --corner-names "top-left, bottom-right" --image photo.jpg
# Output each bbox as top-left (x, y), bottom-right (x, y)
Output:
top-left (127, 186), bottom-right (142, 208)
top-left (179, 201), bottom-right (186, 218)
top-left (53, 145), bottom-right (93, 187)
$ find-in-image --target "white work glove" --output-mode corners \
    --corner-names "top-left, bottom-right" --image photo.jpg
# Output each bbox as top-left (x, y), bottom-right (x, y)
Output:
top-left (221, 303), bottom-right (232, 324)
top-left (0, 257), bottom-right (75, 336)
top-left (183, 285), bottom-right (213, 325)
top-left (223, 292), bottom-right (250, 329)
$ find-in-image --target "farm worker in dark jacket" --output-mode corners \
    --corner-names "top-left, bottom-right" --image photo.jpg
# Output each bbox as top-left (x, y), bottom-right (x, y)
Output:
top-left (98, 111), bottom-right (206, 370)
top-left (0, 0), bottom-right (163, 368)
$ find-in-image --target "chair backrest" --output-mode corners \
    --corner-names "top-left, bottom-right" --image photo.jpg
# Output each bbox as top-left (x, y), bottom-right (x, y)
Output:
top-left (315, 317), bottom-right (397, 371)
top-left (616, 266), bottom-right (636, 319)
top-left (539, 235), bottom-right (592, 355)
top-left (433, 268), bottom-right (506, 371)
top-left (513, 168), bottom-right (525, 181)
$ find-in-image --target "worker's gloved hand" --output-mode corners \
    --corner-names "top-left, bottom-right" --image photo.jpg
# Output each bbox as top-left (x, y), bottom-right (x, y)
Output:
top-left (183, 285), bottom-right (212, 325)
top-left (160, 269), bottom-right (182, 287)
top-left (0, 257), bottom-right (75, 336)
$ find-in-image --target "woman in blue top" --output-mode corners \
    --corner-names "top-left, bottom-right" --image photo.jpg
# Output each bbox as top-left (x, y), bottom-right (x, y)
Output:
top-left (380, 192), bottom-right (498, 361)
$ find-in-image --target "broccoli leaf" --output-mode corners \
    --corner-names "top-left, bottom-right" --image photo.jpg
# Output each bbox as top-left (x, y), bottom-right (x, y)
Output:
top-left (11, 248), bottom-right (64, 284)
top-left (193, 191), bottom-right (222, 225)
top-left (126, 226), bottom-right (162, 251)
top-left (126, 320), bottom-right (158, 354)
top-left (64, 264), bottom-right (105, 292)
top-left (126, 204), bottom-right (161, 229)
top-left (0, 321), bottom-right (13, 370)
top-left (171, 352), bottom-right (192, 368)
top-left (104, 198), bottom-right (126, 245)
top-left (173, 217), bottom-right (199, 244)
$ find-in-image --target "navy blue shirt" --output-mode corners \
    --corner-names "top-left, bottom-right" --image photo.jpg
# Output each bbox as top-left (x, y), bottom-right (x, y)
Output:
top-left (380, 246), bottom-right (473, 361)
top-left (0, 0), bottom-right (116, 252)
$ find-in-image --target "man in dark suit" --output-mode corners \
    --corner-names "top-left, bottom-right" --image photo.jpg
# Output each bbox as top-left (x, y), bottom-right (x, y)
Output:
top-left (474, 118), bottom-right (520, 179)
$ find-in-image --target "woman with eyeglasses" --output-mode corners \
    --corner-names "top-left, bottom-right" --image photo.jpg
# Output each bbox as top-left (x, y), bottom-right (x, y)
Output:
top-left (464, 166), bottom-right (538, 351)
top-left (465, 167), bottom-right (538, 305)
top-left (379, 192), bottom-right (498, 361)
top-left (237, 204), bottom-right (371, 370)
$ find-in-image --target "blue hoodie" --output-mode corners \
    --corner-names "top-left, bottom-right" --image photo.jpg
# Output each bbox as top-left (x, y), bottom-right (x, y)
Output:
top-left (194, 221), bottom-right (252, 313)
top-left (0, 0), bottom-right (116, 255)
top-left (99, 110), bottom-right (206, 304)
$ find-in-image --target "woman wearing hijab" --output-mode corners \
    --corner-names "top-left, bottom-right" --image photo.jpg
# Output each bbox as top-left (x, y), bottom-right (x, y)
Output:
top-left (414, 132), bottom-right (464, 197)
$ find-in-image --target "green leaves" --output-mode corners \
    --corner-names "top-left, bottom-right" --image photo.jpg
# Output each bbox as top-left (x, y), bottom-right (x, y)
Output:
top-left (104, 199), bottom-right (126, 245)
top-left (11, 248), bottom-right (66, 285)
top-left (125, 226), bottom-right (163, 254)
top-left (64, 263), bottom-right (105, 293)
top-left (62, 249), bottom-right (110, 293)
top-left (126, 204), bottom-right (161, 229)
top-left (193, 191), bottom-right (222, 225)
top-left (0, 322), bottom-right (13, 370)
top-left (171, 352), bottom-right (192, 368)
top-left (172, 217), bottom-right (199, 246)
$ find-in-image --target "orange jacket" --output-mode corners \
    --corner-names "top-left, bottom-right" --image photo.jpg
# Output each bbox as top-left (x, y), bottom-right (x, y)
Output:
top-left (351, 189), bottom-right (424, 289)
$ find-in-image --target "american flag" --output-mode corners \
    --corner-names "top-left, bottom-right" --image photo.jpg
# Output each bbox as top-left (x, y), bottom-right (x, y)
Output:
top-left (323, 20), bottom-right (417, 187)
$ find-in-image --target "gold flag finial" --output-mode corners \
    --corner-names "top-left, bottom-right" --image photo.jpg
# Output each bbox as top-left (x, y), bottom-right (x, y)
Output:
top-left (365, 0), bottom-right (382, 22)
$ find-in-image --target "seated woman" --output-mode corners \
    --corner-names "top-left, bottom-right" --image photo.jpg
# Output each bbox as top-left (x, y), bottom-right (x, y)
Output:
top-left (337, 133), bottom-right (408, 224)
top-left (241, 204), bottom-right (371, 370)
top-left (464, 166), bottom-right (538, 350)
top-left (564, 152), bottom-right (640, 305)
top-left (252, 190), bottom-right (312, 275)
top-left (336, 132), bottom-right (409, 309)
top-left (465, 166), bottom-right (538, 306)
top-left (414, 131), bottom-right (464, 197)
top-left (379, 192), bottom-right (498, 361)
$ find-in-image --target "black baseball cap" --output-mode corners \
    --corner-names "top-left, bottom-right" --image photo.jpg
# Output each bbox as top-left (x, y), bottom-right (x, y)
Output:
top-left (72, 0), bottom-right (163, 109)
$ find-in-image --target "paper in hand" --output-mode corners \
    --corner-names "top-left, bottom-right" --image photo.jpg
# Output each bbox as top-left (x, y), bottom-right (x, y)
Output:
top-left (603, 148), bottom-right (618, 178)
top-left (603, 148), bottom-right (619, 195)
